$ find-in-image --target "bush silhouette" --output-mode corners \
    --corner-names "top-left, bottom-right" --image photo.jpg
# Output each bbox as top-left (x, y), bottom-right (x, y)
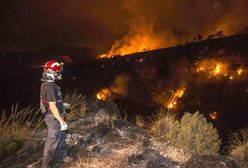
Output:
top-left (148, 108), bottom-right (177, 136)
top-left (166, 111), bottom-right (221, 155)
top-left (228, 127), bottom-right (248, 166)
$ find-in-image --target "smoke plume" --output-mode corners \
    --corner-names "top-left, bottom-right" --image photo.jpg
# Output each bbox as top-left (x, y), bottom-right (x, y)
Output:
top-left (1, 0), bottom-right (247, 53)
top-left (103, 0), bottom-right (248, 56)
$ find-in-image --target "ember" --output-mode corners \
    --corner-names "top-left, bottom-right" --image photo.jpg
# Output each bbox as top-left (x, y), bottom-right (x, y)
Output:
top-left (209, 112), bottom-right (218, 120)
top-left (196, 59), bottom-right (228, 77)
top-left (237, 68), bottom-right (243, 75)
top-left (195, 58), bottom-right (244, 80)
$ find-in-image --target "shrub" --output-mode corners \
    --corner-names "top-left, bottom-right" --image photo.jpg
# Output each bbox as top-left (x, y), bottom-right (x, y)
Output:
top-left (148, 108), bottom-right (177, 136)
top-left (135, 115), bottom-right (145, 128)
top-left (64, 92), bottom-right (88, 121)
top-left (228, 127), bottom-right (248, 163)
top-left (0, 104), bottom-right (43, 157)
top-left (166, 111), bottom-right (221, 155)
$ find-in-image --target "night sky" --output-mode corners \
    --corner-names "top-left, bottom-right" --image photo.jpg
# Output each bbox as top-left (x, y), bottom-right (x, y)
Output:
top-left (0, 0), bottom-right (248, 53)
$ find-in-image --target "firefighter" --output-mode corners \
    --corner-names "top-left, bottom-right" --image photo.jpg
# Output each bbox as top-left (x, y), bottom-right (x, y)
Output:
top-left (40, 60), bottom-right (74, 168)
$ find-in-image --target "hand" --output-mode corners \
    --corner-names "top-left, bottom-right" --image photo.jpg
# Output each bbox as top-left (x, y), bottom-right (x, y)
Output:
top-left (63, 102), bottom-right (71, 110)
top-left (60, 122), bottom-right (68, 131)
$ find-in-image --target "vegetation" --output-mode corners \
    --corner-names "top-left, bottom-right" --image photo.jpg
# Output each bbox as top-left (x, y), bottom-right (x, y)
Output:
top-left (64, 92), bottom-right (88, 121)
top-left (0, 104), bottom-right (43, 158)
top-left (228, 127), bottom-right (248, 165)
top-left (135, 115), bottom-right (145, 128)
top-left (166, 111), bottom-right (221, 155)
top-left (148, 108), bottom-right (177, 136)
top-left (0, 92), bottom-right (88, 158)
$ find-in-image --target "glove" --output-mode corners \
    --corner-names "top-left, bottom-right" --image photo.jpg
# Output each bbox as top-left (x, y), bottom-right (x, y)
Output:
top-left (60, 122), bottom-right (68, 131)
top-left (63, 102), bottom-right (71, 110)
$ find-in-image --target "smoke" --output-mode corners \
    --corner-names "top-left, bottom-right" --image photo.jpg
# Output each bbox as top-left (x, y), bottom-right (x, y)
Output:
top-left (103, 0), bottom-right (248, 56)
top-left (125, 0), bottom-right (248, 40)
top-left (111, 75), bottom-right (130, 97)
top-left (1, 0), bottom-right (247, 52)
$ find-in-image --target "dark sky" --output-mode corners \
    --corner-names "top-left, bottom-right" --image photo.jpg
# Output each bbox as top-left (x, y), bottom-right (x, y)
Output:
top-left (0, 0), bottom-right (248, 53)
top-left (0, 0), bottom-right (128, 52)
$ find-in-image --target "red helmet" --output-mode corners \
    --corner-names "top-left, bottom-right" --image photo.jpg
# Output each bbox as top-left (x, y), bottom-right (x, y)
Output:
top-left (44, 60), bottom-right (63, 72)
top-left (42, 60), bottom-right (64, 81)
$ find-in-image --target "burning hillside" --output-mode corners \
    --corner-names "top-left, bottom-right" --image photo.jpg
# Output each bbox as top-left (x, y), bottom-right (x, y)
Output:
top-left (195, 58), bottom-right (245, 80)
top-left (80, 33), bottom-right (248, 144)
top-left (98, 0), bottom-right (248, 58)
top-left (96, 39), bottom-right (248, 114)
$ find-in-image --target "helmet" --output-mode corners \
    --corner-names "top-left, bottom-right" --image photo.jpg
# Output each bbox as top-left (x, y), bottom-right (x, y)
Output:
top-left (44, 60), bottom-right (63, 72)
top-left (42, 60), bottom-right (64, 81)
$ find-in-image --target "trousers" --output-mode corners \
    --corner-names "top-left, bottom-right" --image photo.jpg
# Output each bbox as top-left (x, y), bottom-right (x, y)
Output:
top-left (41, 114), bottom-right (67, 168)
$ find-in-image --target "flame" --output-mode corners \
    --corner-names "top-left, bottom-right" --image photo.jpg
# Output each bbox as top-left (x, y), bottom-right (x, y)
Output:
top-left (214, 64), bottom-right (221, 74)
top-left (167, 101), bottom-right (177, 109)
top-left (166, 88), bottom-right (186, 110)
top-left (196, 58), bottom-right (244, 80)
top-left (96, 88), bottom-right (112, 100)
top-left (98, 25), bottom-right (166, 58)
top-left (237, 68), bottom-right (243, 75)
top-left (96, 75), bottom-right (130, 100)
top-left (153, 87), bottom-right (186, 110)
top-left (209, 112), bottom-right (218, 120)
top-left (196, 59), bottom-right (228, 76)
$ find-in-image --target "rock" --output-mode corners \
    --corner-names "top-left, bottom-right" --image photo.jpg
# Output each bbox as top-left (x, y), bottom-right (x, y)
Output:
top-left (185, 155), bottom-right (238, 168)
top-left (90, 100), bottom-right (121, 121)
top-left (95, 108), bottom-right (111, 126)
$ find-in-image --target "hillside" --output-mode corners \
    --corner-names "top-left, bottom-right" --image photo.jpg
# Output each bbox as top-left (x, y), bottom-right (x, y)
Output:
top-left (77, 33), bottom-right (248, 141)
top-left (0, 100), bottom-right (239, 168)
top-left (0, 33), bottom-right (248, 142)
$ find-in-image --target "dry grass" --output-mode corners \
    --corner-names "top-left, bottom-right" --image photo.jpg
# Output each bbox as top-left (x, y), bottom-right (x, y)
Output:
top-left (0, 103), bottom-right (43, 137)
top-left (73, 156), bottom-right (128, 168)
top-left (122, 110), bottom-right (128, 121)
top-left (148, 108), bottom-right (177, 136)
top-left (0, 103), bottom-right (43, 157)
top-left (135, 115), bottom-right (145, 128)
top-left (228, 127), bottom-right (248, 162)
top-left (64, 92), bottom-right (88, 121)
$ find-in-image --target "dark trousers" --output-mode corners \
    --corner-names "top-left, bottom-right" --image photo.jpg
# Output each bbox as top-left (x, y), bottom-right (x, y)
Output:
top-left (41, 114), bottom-right (67, 168)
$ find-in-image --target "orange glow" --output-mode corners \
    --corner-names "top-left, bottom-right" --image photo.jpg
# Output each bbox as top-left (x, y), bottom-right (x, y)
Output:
top-left (167, 103), bottom-right (174, 109)
top-left (96, 75), bottom-right (129, 100)
top-left (99, 54), bottom-right (107, 58)
top-left (196, 59), bottom-right (228, 76)
top-left (237, 68), bottom-right (243, 75)
top-left (153, 87), bottom-right (186, 110)
top-left (96, 88), bottom-right (112, 100)
top-left (166, 88), bottom-right (185, 110)
top-left (214, 64), bottom-right (221, 74)
top-left (167, 101), bottom-right (177, 109)
top-left (137, 58), bottom-right (144, 63)
top-left (209, 112), bottom-right (218, 120)
top-left (98, 26), bottom-right (166, 58)
top-left (196, 58), bottom-right (245, 80)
